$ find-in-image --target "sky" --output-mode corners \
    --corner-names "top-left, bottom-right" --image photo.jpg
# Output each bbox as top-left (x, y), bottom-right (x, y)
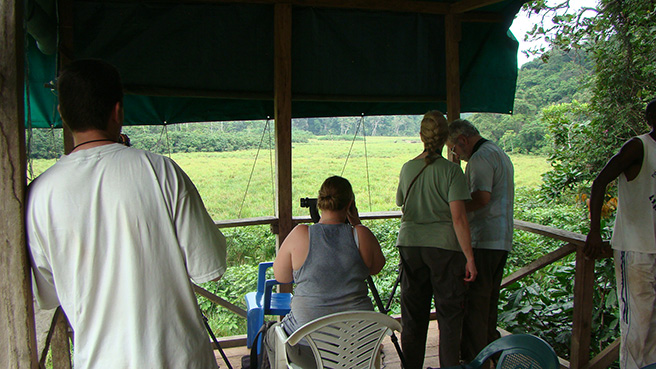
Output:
top-left (509, 0), bottom-right (599, 66)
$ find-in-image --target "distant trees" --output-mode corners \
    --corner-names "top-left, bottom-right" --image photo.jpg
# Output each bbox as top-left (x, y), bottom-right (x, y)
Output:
top-left (469, 48), bottom-right (593, 155)
top-left (26, 116), bottom-right (426, 160)
top-left (292, 115), bottom-right (420, 137)
top-left (522, 0), bottom-right (656, 197)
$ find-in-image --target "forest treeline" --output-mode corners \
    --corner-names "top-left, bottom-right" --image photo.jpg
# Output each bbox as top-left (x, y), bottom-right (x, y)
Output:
top-left (26, 48), bottom-right (592, 159)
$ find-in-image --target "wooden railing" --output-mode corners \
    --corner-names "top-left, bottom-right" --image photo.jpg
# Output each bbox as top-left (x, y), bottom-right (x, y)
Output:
top-left (37, 213), bottom-right (617, 368)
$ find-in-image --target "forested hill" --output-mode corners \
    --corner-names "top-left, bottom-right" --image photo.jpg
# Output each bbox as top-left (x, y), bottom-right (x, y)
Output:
top-left (26, 48), bottom-right (592, 159)
top-left (469, 48), bottom-right (592, 155)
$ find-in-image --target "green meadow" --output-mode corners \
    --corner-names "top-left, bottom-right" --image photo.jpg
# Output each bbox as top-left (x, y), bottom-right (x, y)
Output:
top-left (29, 137), bottom-right (551, 220)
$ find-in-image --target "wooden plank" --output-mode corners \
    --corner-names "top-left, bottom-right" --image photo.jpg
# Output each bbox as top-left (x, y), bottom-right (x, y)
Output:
top-left (51, 310), bottom-right (72, 369)
top-left (214, 216), bottom-right (278, 229)
top-left (193, 284), bottom-right (248, 318)
top-left (586, 338), bottom-right (619, 369)
top-left (570, 247), bottom-right (595, 368)
top-left (514, 220), bottom-right (588, 247)
top-left (274, 3), bottom-right (293, 294)
top-left (95, 0), bottom-right (451, 15)
top-left (0, 0), bottom-right (39, 367)
top-left (59, 0), bottom-right (75, 154)
top-left (297, 211), bottom-right (401, 223)
top-left (501, 243), bottom-right (577, 288)
top-left (212, 212), bottom-right (403, 233)
top-left (75, 0), bottom-right (514, 20)
top-left (35, 306), bottom-right (56, 366)
top-left (461, 12), bottom-right (504, 23)
top-left (450, 0), bottom-right (507, 14)
top-left (559, 357), bottom-right (571, 369)
top-left (213, 334), bottom-right (248, 349)
top-left (274, 2), bottom-right (293, 246)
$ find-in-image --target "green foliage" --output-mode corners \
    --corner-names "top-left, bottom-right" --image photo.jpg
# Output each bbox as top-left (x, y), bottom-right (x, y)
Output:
top-left (510, 188), bottom-right (588, 273)
top-left (123, 123), bottom-right (271, 154)
top-left (224, 225), bottom-right (277, 266)
top-left (588, 0), bottom-right (656, 144)
top-left (316, 135), bottom-right (364, 141)
top-left (522, 0), bottom-right (656, 199)
top-left (539, 101), bottom-right (598, 200)
top-left (198, 264), bottom-right (259, 336)
top-left (25, 127), bottom-right (64, 159)
top-left (469, 48), bottom-right (593, 155)
top-left (292, 116), bottom-right (420, 137)
top-left (365, 219), bottom-right (403, 315)
top-left (504, 187), bottom-right (618, 363)
top-left (499, 262), bottom-right (576, 356)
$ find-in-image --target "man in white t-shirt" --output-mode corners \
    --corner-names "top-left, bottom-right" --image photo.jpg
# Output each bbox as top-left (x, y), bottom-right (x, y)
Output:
top-left (27, 59), bottom-right (228, 369)
top-left (448, 119), bottom-right (514, 363)
top-left (585, 99), bottom-right (656, 369)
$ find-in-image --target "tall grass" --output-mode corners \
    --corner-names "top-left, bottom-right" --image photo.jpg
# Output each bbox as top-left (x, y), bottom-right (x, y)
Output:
top-left (169, 137), bottom-right (550, 220)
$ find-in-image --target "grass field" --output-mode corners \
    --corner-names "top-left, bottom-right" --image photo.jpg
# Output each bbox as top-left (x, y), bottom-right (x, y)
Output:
top-left (28, 137), bottom-right (551, 220)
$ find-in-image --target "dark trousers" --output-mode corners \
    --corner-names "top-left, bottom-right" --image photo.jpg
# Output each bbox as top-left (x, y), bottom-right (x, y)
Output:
top-left (460, 248), bottom-right (508, 362)
top-left (399, 246), bottom-right (467, 368)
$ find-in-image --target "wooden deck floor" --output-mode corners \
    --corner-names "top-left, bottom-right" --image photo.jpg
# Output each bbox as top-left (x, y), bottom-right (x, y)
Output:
top-left (213, 320), bottom-right (441, 368)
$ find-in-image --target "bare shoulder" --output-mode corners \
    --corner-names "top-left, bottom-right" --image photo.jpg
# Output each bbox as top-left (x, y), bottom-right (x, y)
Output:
top-left (354, 224), bottom-right (378, 243)
top-left (283, 224), bottom-right (310, 246)
top-left (291, 224), bottom-right (309, 236)
top-left (615, 137), bottom-right (644, 181)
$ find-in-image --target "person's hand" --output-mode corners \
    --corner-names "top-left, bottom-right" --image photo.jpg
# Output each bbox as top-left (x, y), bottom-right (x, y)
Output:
top-left (464, 258), bottom-right (477, 282)
top-left (347, 201), bottom-right (361, 226)
top-left (584, 230), bottom-right (603, 260)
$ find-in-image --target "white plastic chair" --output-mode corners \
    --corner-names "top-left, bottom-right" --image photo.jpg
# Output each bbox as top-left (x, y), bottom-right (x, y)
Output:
top-left (273, 310), bottom-right (402, 369)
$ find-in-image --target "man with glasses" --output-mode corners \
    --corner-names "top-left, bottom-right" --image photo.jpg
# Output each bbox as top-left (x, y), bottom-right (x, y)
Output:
top-left (447, 119), bottom-right (514, 363)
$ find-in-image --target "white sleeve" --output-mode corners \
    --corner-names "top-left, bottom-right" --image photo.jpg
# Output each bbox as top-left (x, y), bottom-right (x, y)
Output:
top-left (26, 217), bottom-right (61, 309)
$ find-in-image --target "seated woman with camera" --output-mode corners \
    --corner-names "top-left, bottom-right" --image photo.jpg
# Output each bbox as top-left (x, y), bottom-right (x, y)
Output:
top-left (263, 175), bottom-right (386, 368)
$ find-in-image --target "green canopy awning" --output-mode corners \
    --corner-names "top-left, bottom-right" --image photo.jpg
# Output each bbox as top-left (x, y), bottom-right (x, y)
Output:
top-left (25, 0), bottom-right (525, 128)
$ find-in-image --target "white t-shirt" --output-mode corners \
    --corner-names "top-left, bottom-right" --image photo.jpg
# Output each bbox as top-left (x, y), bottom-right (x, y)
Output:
top-left (612, 134), bottom-right (656, 253)
top-left (465, 140), bottom-right (514, 252)
top-left (27, 144), bottom-right (227, 369)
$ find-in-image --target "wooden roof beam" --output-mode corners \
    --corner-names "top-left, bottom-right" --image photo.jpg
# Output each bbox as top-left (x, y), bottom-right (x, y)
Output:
top-left (449, 0), bottom-right (507, 14)
top-left (94, 0), bottom-right (450, 15)
top-left (292, 0), bottom-right (449, 14)
top-left (79, 0), bottom-right (506, 20)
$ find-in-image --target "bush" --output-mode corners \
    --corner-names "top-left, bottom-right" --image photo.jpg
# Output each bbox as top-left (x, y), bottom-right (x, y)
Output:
top-left (506, 187), bottom-right (619, 364)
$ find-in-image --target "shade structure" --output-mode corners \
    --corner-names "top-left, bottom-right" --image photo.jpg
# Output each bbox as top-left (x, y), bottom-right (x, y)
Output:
top-left (24, 0), bottom-right (526, 128)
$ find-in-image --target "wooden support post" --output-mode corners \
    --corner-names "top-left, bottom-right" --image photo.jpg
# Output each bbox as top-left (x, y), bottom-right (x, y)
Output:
top-left (445, 13), bottom-right (461, 162)
top-left (0, 0), bottom-right (39, 367)
top-left (274, 3), bottom-right (293, 292)
top-left (51, 309), bottom-right (72, 369)
top-left (44, 2), bottom-right (76, 364)
top-left (59, 0), bottom-right (75, 153)
top-left (570, 247), bottom-right (595, 368)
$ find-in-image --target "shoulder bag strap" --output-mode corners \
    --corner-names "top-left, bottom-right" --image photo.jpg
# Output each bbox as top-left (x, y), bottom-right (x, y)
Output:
top-left (403, 163), bottom-right (429, 209)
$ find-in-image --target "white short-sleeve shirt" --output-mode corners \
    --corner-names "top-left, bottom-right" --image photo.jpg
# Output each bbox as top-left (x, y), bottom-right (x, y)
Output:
top-left (27, 144), bottom-right (227, 369)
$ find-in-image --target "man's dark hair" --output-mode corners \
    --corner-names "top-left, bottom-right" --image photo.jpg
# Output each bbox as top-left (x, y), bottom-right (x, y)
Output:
top-left (57, 59), bottom-right (123, 132)
top-left (646, 98), bottom-right (656, 127)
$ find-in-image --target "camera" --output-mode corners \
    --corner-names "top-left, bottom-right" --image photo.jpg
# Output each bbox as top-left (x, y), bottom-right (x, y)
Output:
top-left (300, 197), bottom-right (317, 208)
top-left (300, 197), bottom-right (320, 223)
